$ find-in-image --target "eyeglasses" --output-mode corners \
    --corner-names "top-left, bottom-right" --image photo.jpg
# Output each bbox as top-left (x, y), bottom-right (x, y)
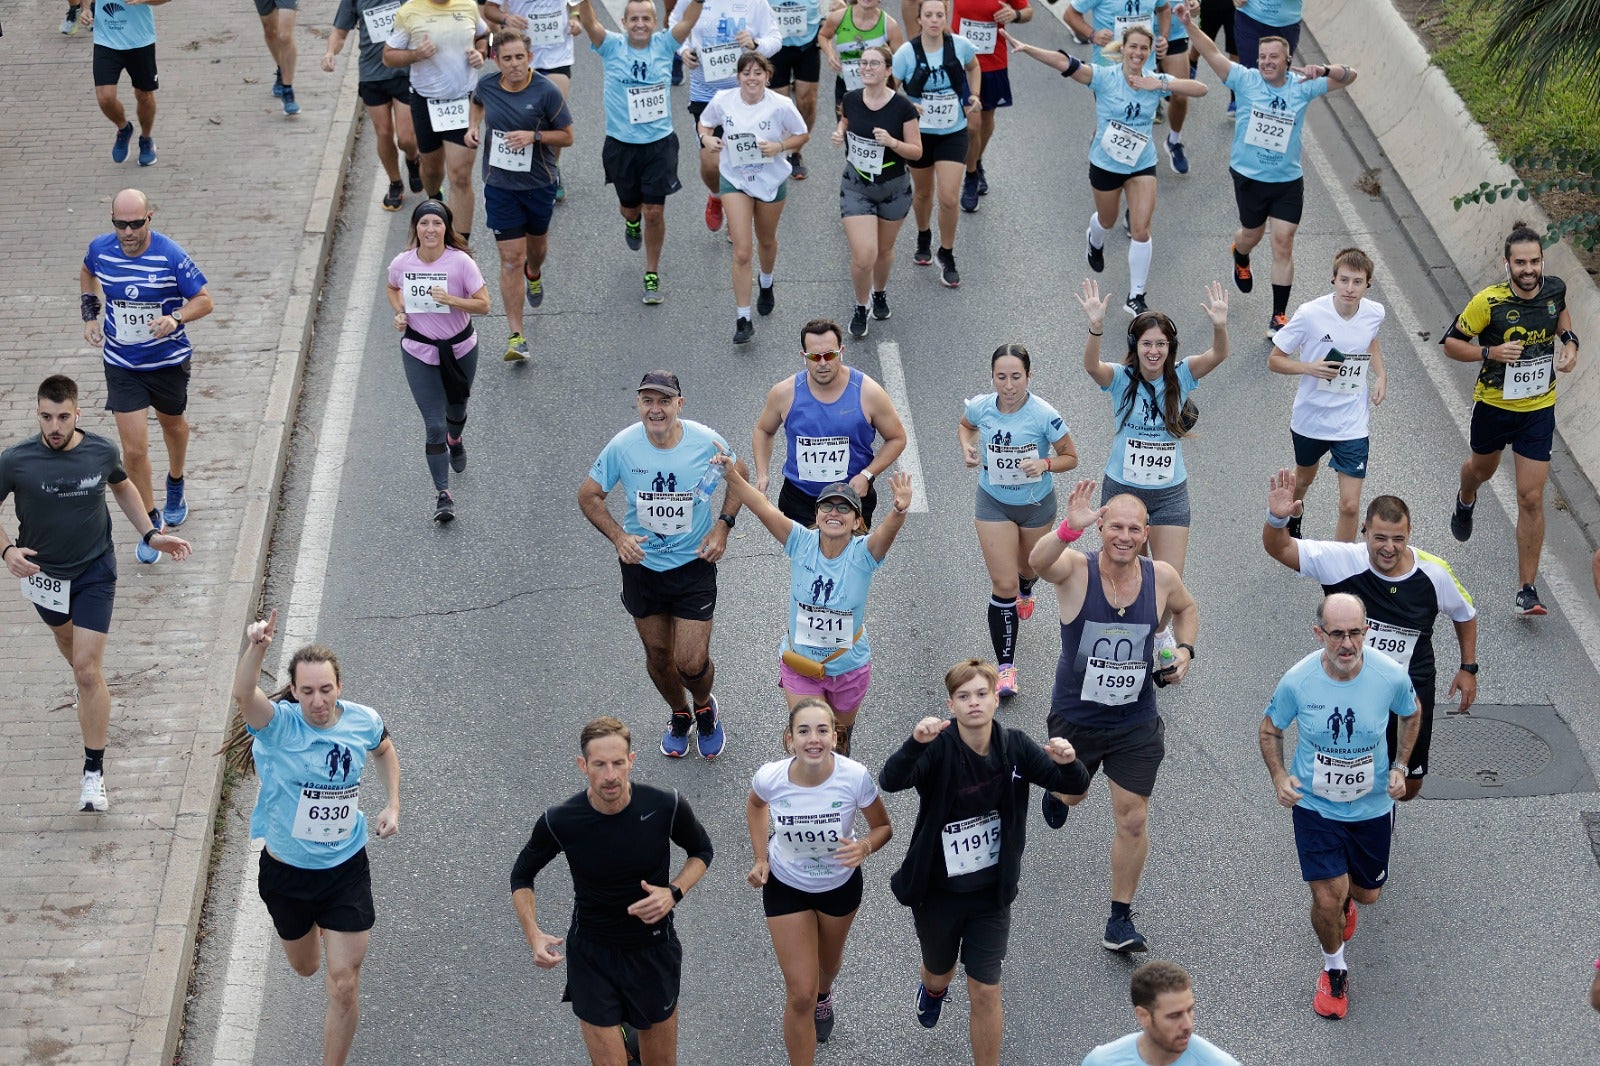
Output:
top-left (858, 60), bottom-right (886, 68)
top-left (816, 501), bottom-right (856, 513)
top-left (803, 349), bottom-right (842, 363)
top-left (1319, 627), bottom-right (1367, 643)
top-left (112, 218), bottom-right (149, 231)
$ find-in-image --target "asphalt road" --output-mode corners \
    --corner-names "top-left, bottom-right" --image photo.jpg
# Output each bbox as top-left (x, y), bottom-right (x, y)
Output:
top-left (180, 7), bottom-right (1600, 1065)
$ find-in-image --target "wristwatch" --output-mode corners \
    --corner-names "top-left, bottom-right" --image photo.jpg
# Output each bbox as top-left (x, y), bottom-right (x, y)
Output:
top-left (1459, 663), bottom-right (1478, 675)
top-left (669, 884), bottom-right (684, 904)
top-left (172, 309), bottom-right (184, 325)
top-left (1177, 643), bottom-right (1196, 661)
top-left (717, 513), bottom-right (736, 530)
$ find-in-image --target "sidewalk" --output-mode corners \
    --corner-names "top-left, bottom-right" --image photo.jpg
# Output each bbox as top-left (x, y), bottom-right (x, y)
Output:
top-left (0, 2), bottom-right (361, 1062)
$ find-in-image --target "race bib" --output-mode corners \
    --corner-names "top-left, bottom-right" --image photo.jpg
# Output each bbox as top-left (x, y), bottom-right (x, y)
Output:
top-left (489, 130), bottom-right (534, 172)
top-left (797, 603), bottom-right (854, 649)
top-left (942, 811), bottom-right (1001, 877)
top-left (725, 130), bottom-right (765, 168)
top-left (1317, 352), bottom-right (1370, 394)
top-left (527, 11), bottom-right (567, 45)
top-left (1080, 656), bottom-right (1147, 705)
top-left (959, 19), bottom-right (997, 54)
top-left (839, 58), bottom-right (864, 91)
top-left (1099, 120), bottom-right (1148, 168)
top-left (1113, 14), bottom-right (1154, 40)
top-left (292, 785), bottom-right (360, 843)
top-left (774, 819), bottom-right (842, 857)
top-left (1364, 619), bottom-right (1420, 669)
top-left (20, 572), bottom-right (69, 612)
top-left (987, 443), bottom-right (1040, 486)
top-left (773, 2), bottom-right (808, 37)
top-left (701, 42), bottom-right (741, 82)
top-left (1121, 438), bottom-right (1176, 486)
top-left (1244, 107), bottom-right (1294, 154)
top-left (1312, 751), bottom-right (1374, 803)
top-left (427, 95), bottom-right (470, 131)
top-left (636, 491), bottom-right (693, 535)
top-left (401, 271), bottom-right (450, 314)
top-left (796, 435), bottom-right (850, 482)
top-left (920, 90), bottom-right (959, 130)
top-left (627, 83), bottom-right (669, 124)
top-left (1502, 351), bottom-right (1553, 400)
top-left (845, 131), bottom-right (885, 176)
top-left (111, 300), bottom-right (162, 344)
top-left (362, 1), bottom-right (401, 42)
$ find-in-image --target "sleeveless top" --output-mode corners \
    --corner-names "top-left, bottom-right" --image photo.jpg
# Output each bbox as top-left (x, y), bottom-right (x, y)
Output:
top-left (1049, 552), bottom-right (1159, 730)
top-left (782, 369), bottom-right (878, 495)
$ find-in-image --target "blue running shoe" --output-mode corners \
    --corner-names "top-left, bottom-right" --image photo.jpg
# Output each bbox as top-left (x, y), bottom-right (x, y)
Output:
top-left (135, 536), bottom-right (161, 565)
top-left (1164, 139), bottom-right (1189, 176)
top-left (282, 87), bottom-right (300, 116)
top-left (661, 710), bottom-right (693, 758)
top-left (1103, 912), bottom-right (1148, 954)
top-left (137, 137), bottom-right (157, 167)
top-left (915, 983), bottom-right (946, 1029)
top-left (694, 697), bottom-right (725, 758)
top-left (272, 68), bottom-right (285, 97)
top-left (112, 122), bottom-right (134, 163)
top-left (163, 476), bottom-right (188, 527)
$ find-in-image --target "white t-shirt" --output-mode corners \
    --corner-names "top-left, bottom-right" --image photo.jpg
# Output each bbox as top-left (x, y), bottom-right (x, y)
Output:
top-left (488, 0), bottom-right (575, 70)
top-left (1274, 293), bottom-right (1386, 442)
top-left (751, 755), bottom-right (878, 892)
top-left (700, 87), bottom-right (809, 202)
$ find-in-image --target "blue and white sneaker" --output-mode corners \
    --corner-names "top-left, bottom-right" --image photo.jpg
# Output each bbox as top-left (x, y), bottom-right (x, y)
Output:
top-left (915, 983), bottom-right (946, 1029)
top-left (1164, 138), bottom-right (1189, 176)
top-left (661, 710), bottom-right (693, 758)
top-left (112, 122), bottom-right (134, 163)
top-left (1103, 912), bottom-right (1148, 954)
top-left (137, 136), bottom-right (157, 167)
top-left (135, 536), bottom-right (161, 565)
top-left (272, 68), bottom-right (285, 97)
top-left (694, 697), bottom-right (726, 759)
top-left (163, 476), bottom-right (188, 527)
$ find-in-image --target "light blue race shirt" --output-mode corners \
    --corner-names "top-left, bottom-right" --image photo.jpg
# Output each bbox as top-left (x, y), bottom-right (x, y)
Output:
top-left (774, 0), bottom-right (822, 47)
top-left (1087, 63), bottom-right (1168, 173)
top-left (249, 700), bottom-right (386, 871)
top-left (783, 524), bottom-right (882, 675)
top-left (1069, 0), bottom-right (1165, 66)
top-left (589, 419), bottom-right (731, 572)
top-left (963, 392), bottom-right (1069, 506)
top-left (1083, 1032), bottom-right (1242, 1066)
top-left (594, 30), bottom-right (681, 144)
top-left (93, 0), bottom-right (157, 50)
top-left (1103, 359), bottom-right (1197, 487)
top-left (1224, 65), bottom-right (1327, 182)
top-left (1239, 0), bottom-right (1302, 28)
top-left (891, 35), bottom-right (980, 134)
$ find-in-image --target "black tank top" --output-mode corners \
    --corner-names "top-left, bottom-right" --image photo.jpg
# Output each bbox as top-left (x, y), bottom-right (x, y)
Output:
top-left (1049, 552), bottom-right (1159, 731)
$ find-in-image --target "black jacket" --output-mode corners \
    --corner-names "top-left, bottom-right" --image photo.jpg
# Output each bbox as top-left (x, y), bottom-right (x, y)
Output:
top-left (880, 718), bottom-right (1090, 909)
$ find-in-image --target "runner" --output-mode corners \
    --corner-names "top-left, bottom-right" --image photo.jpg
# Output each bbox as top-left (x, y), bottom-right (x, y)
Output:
top-left (578, 371), bottom-right (745, 759)
top-left (819, 0), bottom-right (904, 119)
top-left (483, 0), bottom-right (582, 202)
top-left (747, 698), bottom-right (893, 1061)
top-left (1265, 247), bottom-right (1386, 542)
top-left (1177, 3), bottom-right (1357, 337)
top-left (258, 0), bottom-right (302, 115)
top-left (1441, 220), bottom-right (1579, 616)
top-left (385, 199), bottom-right (491, 522)
top-left (326, 0), bottom-right (425, 210)
top-left (718, 461), bottom-right (914, 754)
top-left (957, 342), bottom-right (1078, 697)
top-left (769, 0), bottom-right (824, 181)
top-left (575, 0), bottom-right (704, 306)
top-left (466, 30), bottom-right (574, 362)
top-left (696, 51), bottom-right (810, 344)
top-left (830, 45), bottom-right (922, 335)
top-left (881, 659), bottom-right (1089, 1066)
top-left (80, 188), bottom-right (214, 563)
top-left (61, 0), bottom-right (85, 35)
top-left (892, 0), bottom-right (981, 289)
top-left (1154, 0), bottom-right (1192, 174)
top-left (1, 375), bottom-right (190, 812)
top-left (1082, 961), bottom-right (1242, 1066)
top-left (231, 609), bottom-right (400, 1066)
top-left (1076, 279), bottom-right (1228, 590)
top-left (89, 0), bottom-right (165, 166)
top-left (947, 0), bottom-right (1030, 208)
top-left (509, 716), bottom-right (714, 1066)
top-left (1030, 481), bottom-right (1199, 954)
top-left (1259, 591), bottom-right (1418, 1019)
top-left (384, 0), bottom-right (490, 242)
top-left (752, 317), bottom-right (908, 526)
top-left (1195, 0), bottom-right (1236, 112)
top-left (1263, 470), bottom-right (1478, 802)
top-left (1007, 28), bottom-right (1205, 315)
top-left (1061, 0), bottom-right (1163, 68)
top-left (1232, 0), bottom-right (1300, 71)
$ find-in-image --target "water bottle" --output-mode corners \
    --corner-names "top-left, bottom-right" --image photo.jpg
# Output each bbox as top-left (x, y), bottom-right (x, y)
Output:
top-left (693, 451), bottom-right (734, 503)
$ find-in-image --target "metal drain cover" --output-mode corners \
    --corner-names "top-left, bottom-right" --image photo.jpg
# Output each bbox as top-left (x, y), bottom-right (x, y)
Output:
top-left (1423, 705), bottom-right (1596, 800)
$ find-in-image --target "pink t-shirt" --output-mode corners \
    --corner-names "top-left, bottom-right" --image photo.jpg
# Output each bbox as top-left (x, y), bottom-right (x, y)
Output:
top-left (387, 247), bottom-right (485, 364)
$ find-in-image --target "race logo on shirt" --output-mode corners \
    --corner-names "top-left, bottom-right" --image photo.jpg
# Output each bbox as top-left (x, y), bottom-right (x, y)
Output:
top-left (324, 743), bottom-right (354, 782)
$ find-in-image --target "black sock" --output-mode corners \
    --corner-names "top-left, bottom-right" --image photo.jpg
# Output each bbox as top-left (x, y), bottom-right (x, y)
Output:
top-left (167, 474), bottom-right (183, 487)
top-left (917, 228), bottom-right (931, 245)
top-left (987, 597), bottom-right (1018, 665)
top-left (84, 747), bottom-right (105, 774)
top-left (1110, 900), bottom-right (1132, 920)
top-left (147, 508), bottom-right (161, 528)
top-left (1233, 244), bottom-right (1251, 266)
top-left (1272, 283), bottom-right (1292, 317)
top-left (1018, 575), bottom-right (1037, 598)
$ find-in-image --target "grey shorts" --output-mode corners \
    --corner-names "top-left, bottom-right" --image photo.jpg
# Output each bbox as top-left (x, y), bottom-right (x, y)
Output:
top-left (840, 168), bottom-right (912, 221)
top-left (975, 485), bottom-right (1058, 528)
top-left (255, 0), bottom-right (297, 15)
top-left (1101, 475), bottom-right (1191, 528)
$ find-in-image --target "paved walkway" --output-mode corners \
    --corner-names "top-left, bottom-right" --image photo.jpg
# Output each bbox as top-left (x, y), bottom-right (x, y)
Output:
top-left (0, 2), bottom-right (360, 1062)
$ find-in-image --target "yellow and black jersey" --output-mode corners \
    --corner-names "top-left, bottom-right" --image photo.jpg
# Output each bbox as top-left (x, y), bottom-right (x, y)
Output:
top-left (1449, 276), bottom-right (1567, 412)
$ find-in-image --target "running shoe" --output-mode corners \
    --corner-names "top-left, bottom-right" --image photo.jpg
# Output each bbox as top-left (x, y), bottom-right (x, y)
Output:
top-left (504, 332), bottom-right (530, 361)
top-left (433, 490), bottom-right (455, 524)
top-left (705, 194), bottom-right (724, 232)
top-left (1267, 313), bottom-right (1288, 338)
top-left (789, 152), bottom-right (808, 180)
top-left (849, 305), bottom-right (869, 339)
top-left (79, 770), bottom-right (108, 813)
top-left (163, 476), bottom-right (188, 527)
top-left (1314, 969), bottom-right (1349, 1019)
top-left (1232, 248), bottom-right (1253, 293)
top-left (624, 217), bottom-right (643, 250)
top-left (61, 10), bottom-right (80, 34)
top-left (643, 272), bottom-right (663, 305)
top-left (661, 710), bottom-right (693, 757)
top-left (406, 156), bottom-right (424, 192)
top-left (695, 697), bottom-right (726, 758)
top-left (1103, 912), bottom-right (1148, 954)
top-left (555, 180), bottom-right (567, 203)
top-left (733, 316), bottom-right (755, 345)
top-left (1164, 138), bottom-right (1189, 176)
top-left (914, 230), bottom-right (934, 266)
top-left (1041, 791), bottom-right (1069, 829)
top-left (1342, 897), bottom-right (1358, 942)
top-left (996, 664), bottom-right (1018, 697)
top-left (272, 68), bottom-right (285, 97)
top-left (1124, 293), bottom-right (1149, 317)
top-left (282, 87), bottom-right (300, 116)
top-left (448, 436), bottom-right (467, 473)
top-left (1450, 495), bottom-right (1474, 542)
top-left (960, 171), bottom-right (980, 213)
top-left (757, 283), bottom-right (776, 316)
top-left (112, 122), bottom-right (134, 163)
top-left (137, 137), bottom-right (157, 167)
top-left (1515, 584), bottom-right (1547, 617)
top-left (135, 536), bottom-right (162, 565)
top-left (937, 248), bottom-right (960, 288)
top-left (814, 992), bottom-right (835, 1044)
top-left (1017, 593), bottom-right (1035, 620)
top-left (382, 180), bottom-right (404, 211)
top-left (976, 161), bottom-right (988, 196)
top-left (915, 983), bottom-right (946, 1029)
top-left (1286, 514), bottom-right (1302, 540)
top-left (1086, 235), bottom-right (1105, 274)
top-left (871, 290), bottom-right (892, 321)
top-left (526, 274), bottom-right (543, 309)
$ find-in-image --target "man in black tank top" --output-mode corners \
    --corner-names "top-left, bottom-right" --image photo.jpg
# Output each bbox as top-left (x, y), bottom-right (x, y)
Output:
top-left (1028, 481), bottom-right (1199, 955)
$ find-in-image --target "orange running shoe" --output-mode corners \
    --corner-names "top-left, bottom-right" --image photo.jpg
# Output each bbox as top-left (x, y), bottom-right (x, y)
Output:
top-left (1314, 969), bottom-right (1349, 1019)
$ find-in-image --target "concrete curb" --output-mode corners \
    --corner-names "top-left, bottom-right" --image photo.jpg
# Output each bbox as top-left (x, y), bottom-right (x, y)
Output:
top-left (125, 53), bottom-right (366, 1066)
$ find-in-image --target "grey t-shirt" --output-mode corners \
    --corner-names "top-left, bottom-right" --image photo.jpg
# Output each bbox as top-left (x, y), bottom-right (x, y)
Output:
top-left (0, 431), bottom-right (126, 580)
top-left (472, 68), bottom-right (573, 189)
top-left (335, 0), bottom-right (410, 85)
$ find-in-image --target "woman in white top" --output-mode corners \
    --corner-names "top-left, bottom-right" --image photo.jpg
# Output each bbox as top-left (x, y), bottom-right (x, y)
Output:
top-left (698, 51), bottom-right (811, 346)
top-left (748, 698), bottom-right (892, 1064)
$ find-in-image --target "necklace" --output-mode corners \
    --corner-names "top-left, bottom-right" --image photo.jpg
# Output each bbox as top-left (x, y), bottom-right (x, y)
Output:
top-left (1103, 563), bottom-right (1138, 617)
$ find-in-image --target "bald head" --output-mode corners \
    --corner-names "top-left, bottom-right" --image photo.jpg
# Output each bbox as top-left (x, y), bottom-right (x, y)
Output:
top-left (113, 189), bottom-right (150, 215)
top-left (1316, 592), bottom-right (1367, 631)
top-left (1103, 493), bottom-right (1149, 525)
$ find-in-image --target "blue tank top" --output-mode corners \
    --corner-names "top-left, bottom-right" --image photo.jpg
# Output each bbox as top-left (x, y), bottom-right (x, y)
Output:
top-left (1049, 552), bottom-right (1160, 731)
top-left (783, 369), bottom-right (877, 495)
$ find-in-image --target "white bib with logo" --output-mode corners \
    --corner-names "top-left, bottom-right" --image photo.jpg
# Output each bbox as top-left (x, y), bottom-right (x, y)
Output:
top-left (1364, 619), bottom-right (1420, 670)
top-left (1312, 751), bottom-right (1374, 803)
top-left (401, 271), bottom-right (450, 314)
top-left (427, 95), bottom-right (470, 131)
top-left (959, 20), bottom-right (996, 54)
top-left (987, 443), bottom-right (1040, 486)
top-left (527, 11), bottom-right (568, 45)
top-left (845, 132), bottom-right (885, 176)
top-left (942, 811), bottom-right (1001, 876)
top-left (773, 2), bottom-right (808, 37)
top-left (361, 1), bottom-right (401, 42)
top-left (111, 300), bottom-right (162, 343)
top-left (1244, 106), bottom-right (1294, 154)
top-left (627, 83), bottom-right (670, 124)
top-left (292, 785), bottom-right (360, 843)
top-left (701, 42), bottom-right (742, 82)
top-left (1121, 438), bottom-right (1176, 486)
top-left (1502, 351), bottom-right (1553, 400)
top-left (725, 130), bottom-right (765, 168)
top-left (1113, 14), bottom-right (1154, 40)
top-left (1081, 656), bottom-right (1148, 705)
top-left (20, 573), bottom-right (69, 612)
top-left (920, 90), bottom-right (959, 130)
top-left (636, 491), bottom-right (694, 535)
top-left (489, 130), bottom-right (534, 172)
top-left (1317, 352), bottom-right (1370, 393)
top-left (797, 603), bottom-right (854, 649)
top-left (1099, 120), bottom-right (1148, 168)
top-left (795, 435), bottom-right (850, 483)
top-left (839, 58), bottom-right (864, 90)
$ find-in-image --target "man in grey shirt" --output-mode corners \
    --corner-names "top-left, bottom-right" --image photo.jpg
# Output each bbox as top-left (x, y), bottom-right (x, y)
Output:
top-left (324, 0), bottom-right (425, 210)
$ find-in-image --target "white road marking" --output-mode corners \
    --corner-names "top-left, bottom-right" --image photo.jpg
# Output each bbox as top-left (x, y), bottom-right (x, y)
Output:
top-left (210, 168), bottom-right (393, 1066)
top-left (875, 341), bottom-right (929, 512)
top-left (1306, 136), bottom-right (1600, 674)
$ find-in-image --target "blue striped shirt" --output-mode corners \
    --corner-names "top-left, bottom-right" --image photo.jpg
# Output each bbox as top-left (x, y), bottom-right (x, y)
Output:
top-left (84, 232), bottom-right (208, 369)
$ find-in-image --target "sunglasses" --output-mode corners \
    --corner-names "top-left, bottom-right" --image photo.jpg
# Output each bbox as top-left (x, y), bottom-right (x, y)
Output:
top-left (112, 218), bottom-right (150, 231)
top-left (816, 500), bottom-right (857, 513)
top-left (803, 349), bottom-right (842, 363)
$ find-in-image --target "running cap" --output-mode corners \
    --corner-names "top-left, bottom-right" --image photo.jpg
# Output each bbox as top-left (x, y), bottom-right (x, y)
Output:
top-left (637, 371), bottom-right (682, 397)
top-left (816, 483), bottom-right (862, 514)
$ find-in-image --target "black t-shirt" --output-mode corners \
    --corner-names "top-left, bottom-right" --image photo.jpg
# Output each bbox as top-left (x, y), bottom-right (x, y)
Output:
top-left (840, 89), bottom-right (921, 183)
top-left (510, 782), bottom-right (714, 947)
top-left (0, 431), bottom-right (126, 579)
top-left (939, 742), bottom-right (1005, 893)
